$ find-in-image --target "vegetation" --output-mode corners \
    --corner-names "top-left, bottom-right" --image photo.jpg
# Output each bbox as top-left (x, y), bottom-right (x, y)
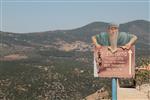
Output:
top-left (0, 20), bottom-right (149, 99)
top-left (0, 48), bottom-right (149, 100)
top-left (135, 70), bottom-right (150, 90)
top-left (0, 51), bottom-right (112, 100)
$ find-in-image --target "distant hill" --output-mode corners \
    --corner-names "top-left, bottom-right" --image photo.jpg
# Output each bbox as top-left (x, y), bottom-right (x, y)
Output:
top-left (0, 20), bottom-right (150, 56)
top-left (0, 20), bottom-right (150, 100)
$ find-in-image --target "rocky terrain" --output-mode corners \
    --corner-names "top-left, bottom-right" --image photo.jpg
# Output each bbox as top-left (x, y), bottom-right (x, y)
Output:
top-left (0, 20), bottom-right (150, 99)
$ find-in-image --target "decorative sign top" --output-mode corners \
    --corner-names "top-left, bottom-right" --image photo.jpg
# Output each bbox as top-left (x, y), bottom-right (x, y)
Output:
top-left (94, 46), bottom-right (135, 78)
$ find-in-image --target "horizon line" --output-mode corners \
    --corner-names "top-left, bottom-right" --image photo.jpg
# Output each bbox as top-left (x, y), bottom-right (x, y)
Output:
top-left (1, 19), bottom-right (149, 33)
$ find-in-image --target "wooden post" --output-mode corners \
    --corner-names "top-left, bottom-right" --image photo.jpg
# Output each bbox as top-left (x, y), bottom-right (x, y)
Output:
top-left (112, 78), bottom-right (117, 100)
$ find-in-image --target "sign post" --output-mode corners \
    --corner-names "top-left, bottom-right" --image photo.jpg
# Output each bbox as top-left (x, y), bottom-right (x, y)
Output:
top-left (94, 46), bottom-right (135, 100)
top-left (112, 78), bottom-right (117, 100)
top-left (94, 46), bottom-right (135, 78)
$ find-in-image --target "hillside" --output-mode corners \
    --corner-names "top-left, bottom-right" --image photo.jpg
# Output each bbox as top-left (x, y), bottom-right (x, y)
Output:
top-left (0, 20), bottom-right (150, 99)
top-left (0, 20), bottom-right (150, 57)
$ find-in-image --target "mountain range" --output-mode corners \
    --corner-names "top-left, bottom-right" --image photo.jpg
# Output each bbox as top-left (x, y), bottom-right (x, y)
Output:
top-left (0, 20), bottom-right (150, 56)
top-left (0, 20), bottom-right (150, 99)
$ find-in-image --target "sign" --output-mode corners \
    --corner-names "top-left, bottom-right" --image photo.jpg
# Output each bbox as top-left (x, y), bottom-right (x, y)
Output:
top-left (94, 46), bottom-right (135, 78)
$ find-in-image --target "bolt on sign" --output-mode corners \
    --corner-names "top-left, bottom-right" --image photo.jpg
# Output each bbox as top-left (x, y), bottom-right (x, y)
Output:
top-left (94, 46), bottom-right (135, 78)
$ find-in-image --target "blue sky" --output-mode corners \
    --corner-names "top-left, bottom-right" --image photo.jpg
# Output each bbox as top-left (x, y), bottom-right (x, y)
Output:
top-left (0, 0), bottom-right (150, 33)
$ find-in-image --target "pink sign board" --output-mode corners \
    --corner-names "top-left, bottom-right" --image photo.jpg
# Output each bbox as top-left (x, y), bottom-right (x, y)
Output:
top-left (94, 46), bottom-right (135, 78)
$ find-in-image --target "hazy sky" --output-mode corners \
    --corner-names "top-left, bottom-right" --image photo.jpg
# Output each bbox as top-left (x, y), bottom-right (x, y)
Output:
top-left (0, 0), bottom-right (150, 33)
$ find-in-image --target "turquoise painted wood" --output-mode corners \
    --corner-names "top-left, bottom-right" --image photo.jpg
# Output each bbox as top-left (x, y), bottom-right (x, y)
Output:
top-left (112, 78), bottom-right (117, 100)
